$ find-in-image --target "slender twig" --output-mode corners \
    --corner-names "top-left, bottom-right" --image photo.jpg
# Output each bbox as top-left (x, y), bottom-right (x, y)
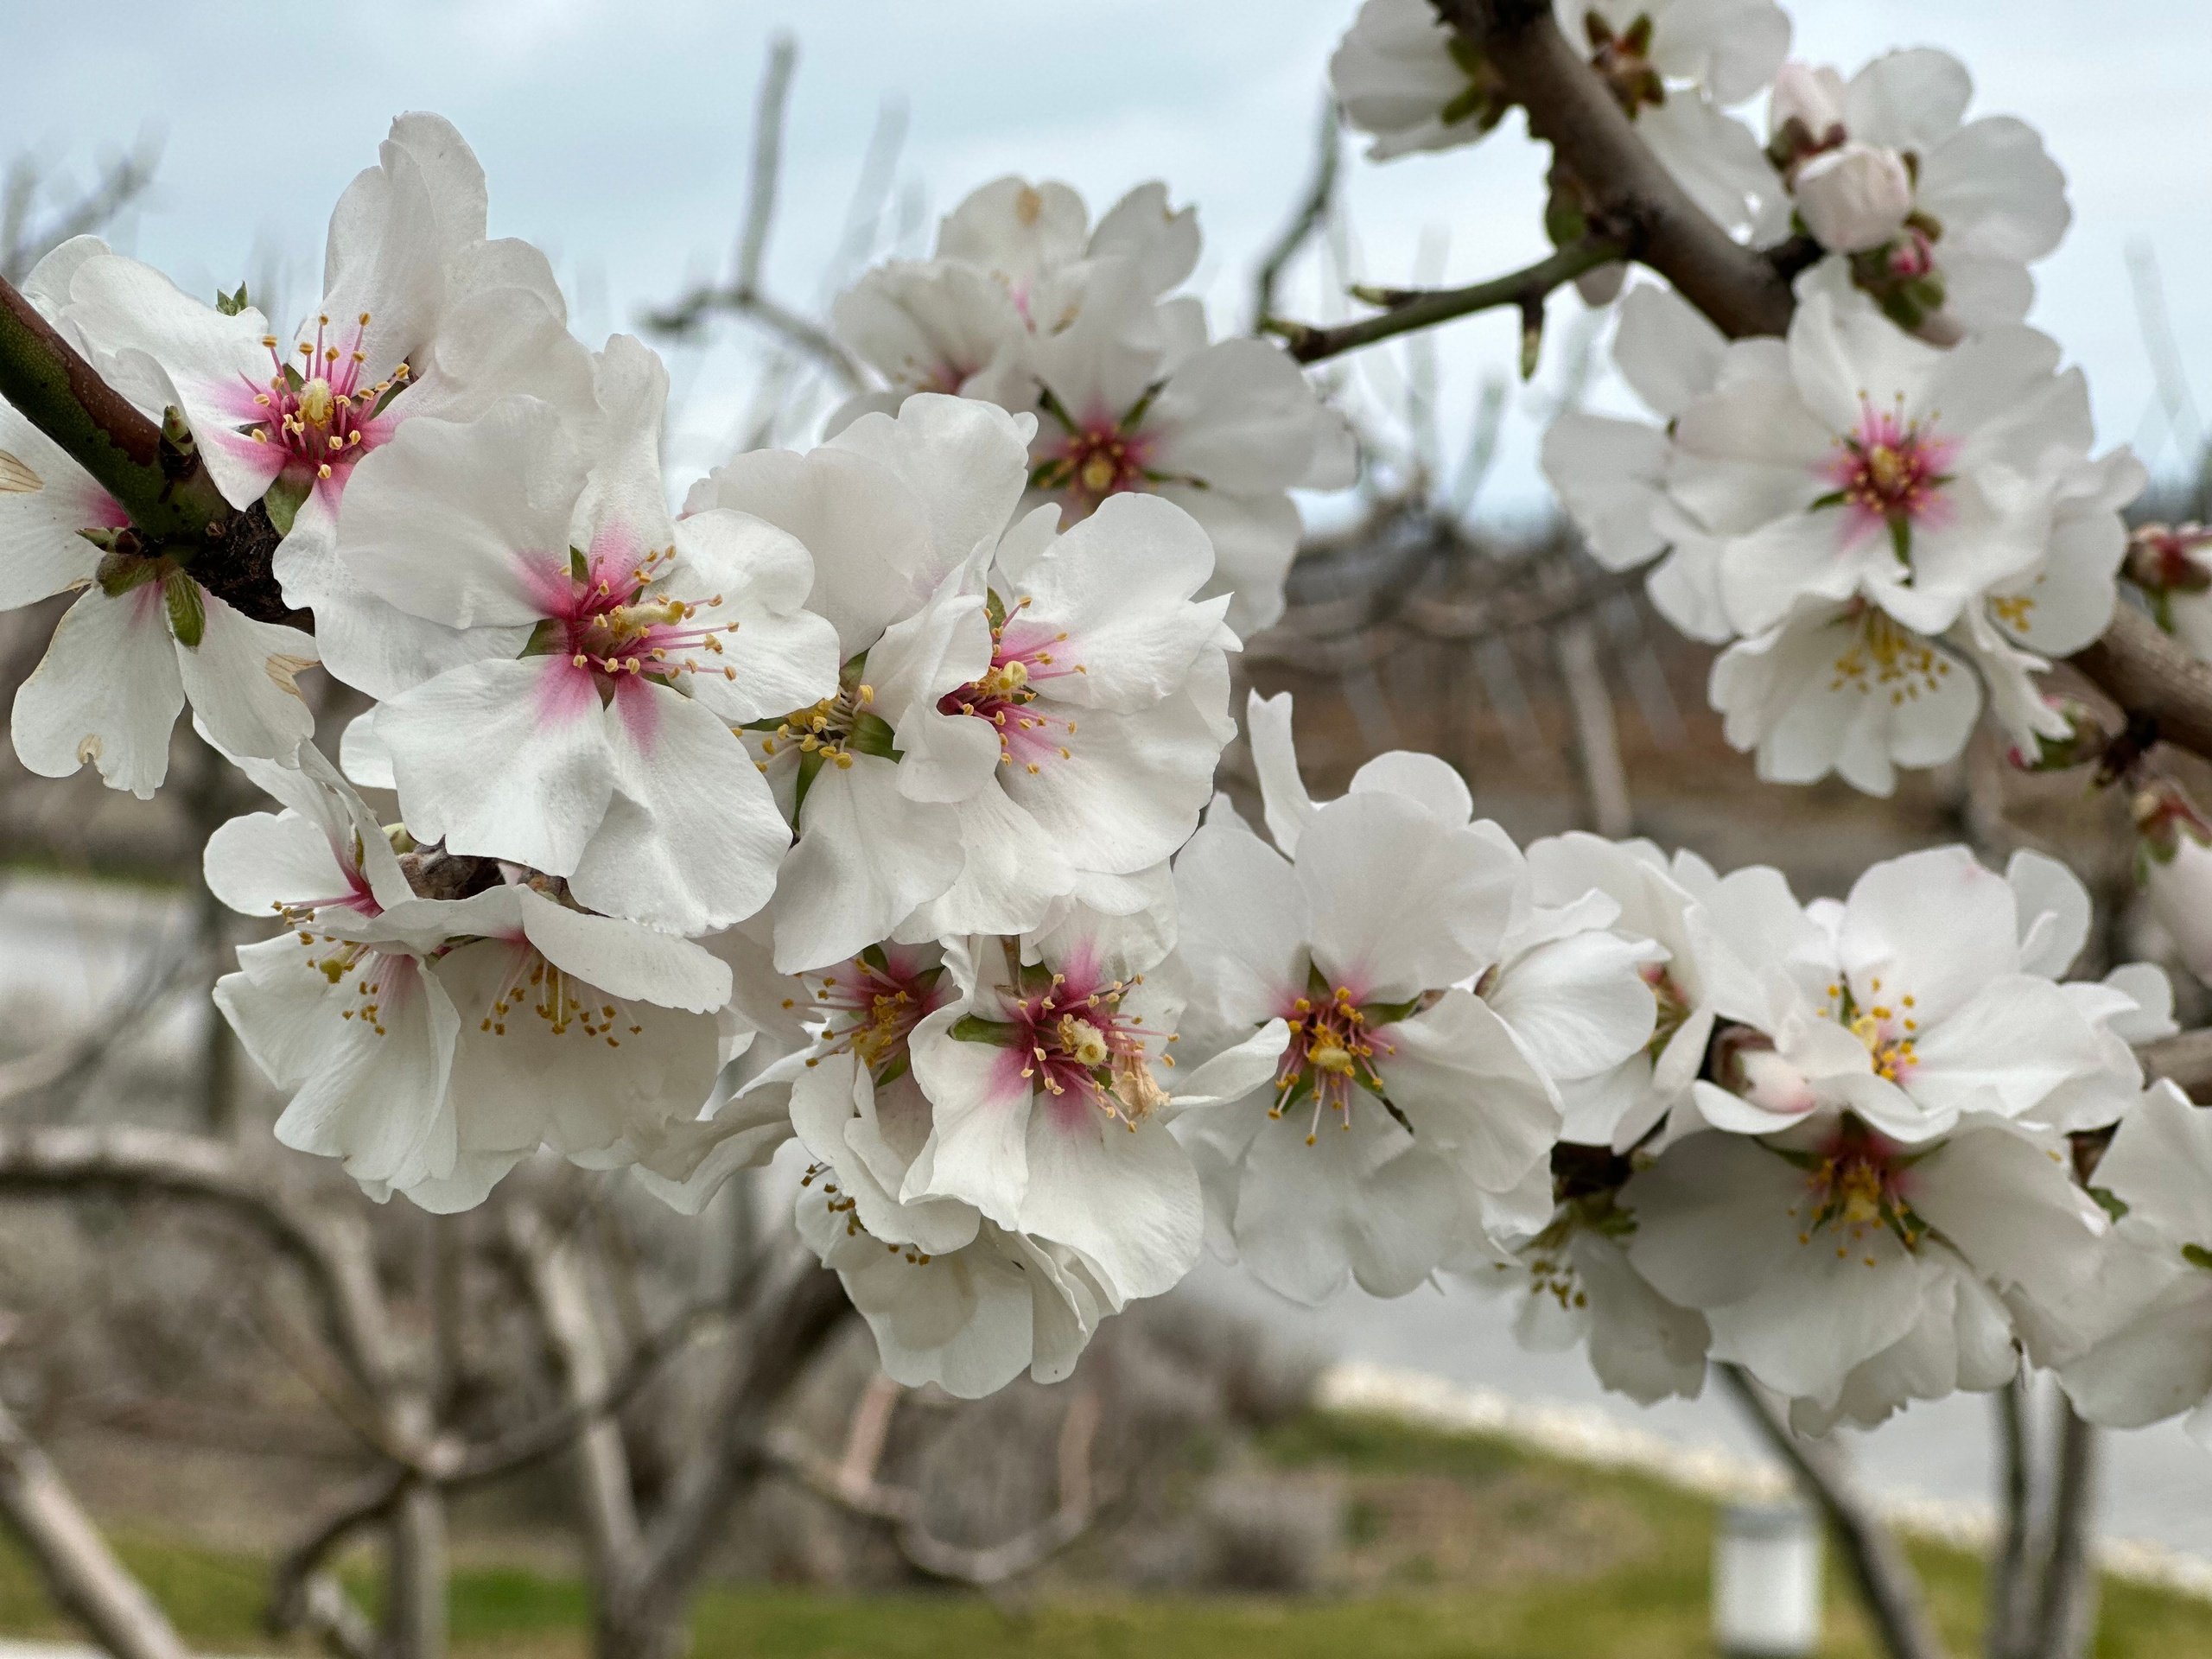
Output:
top-left (2027, 1400), bottom-right (2100, 1659)
top-left (1269, 236), bottom-right (1623, 365)
top-left (1719, 1365), bottom-right (1949, 1659)
top-left (639, 37), bottom-right (865, 392)
top-left (1251, 98), bottom-right (1342, 333)
top-left (1432, 0), bottom-right (1792, 338)
top-left (1988, 1378), bottom-right (2036, 1659)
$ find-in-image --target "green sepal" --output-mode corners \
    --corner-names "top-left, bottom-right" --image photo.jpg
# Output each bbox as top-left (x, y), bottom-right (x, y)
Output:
top-left (846, 711), bottom-right (904, 762)
top-left (1888, 513), bottom-right (1913, 566)
top-left (280, 361), bottom-right (304, 393)
top-left (949, 1014), bottom-right (1021, 1046)
top-left (985, 588), bottom-right (1007, 633)
top-left (1358, 994), bottom-right (1426, 1027)
top-left (1764, 1146), bottom-right (1827, 1172)
top-left (569, 545), bottom-right (592, 582)
top-left (859, 943), bottom-right (892, 974)
top-left (791, 748), bottom-right (826, 820)
top-left (264, 470), bottom-right (314, 537)
top-left (2183, 1242), bottom-right (2212, 1274)
top-left (95, 549), bottom-right (162, 597)
top-left (521, 618), bottom-right (569, 658)
top-left (1806, 489), bottom-right (1848, 512)
top-left (214, 282), bottom-right (252, 317)
top-left (162, 569), bottom-right (206, 650)
top-left (872, 1051), bottom-right (912, 1088)
top-left (2088, 1186), bottom-right (2130, 1224)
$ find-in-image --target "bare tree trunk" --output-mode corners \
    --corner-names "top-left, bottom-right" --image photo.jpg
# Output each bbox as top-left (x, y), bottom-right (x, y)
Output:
top-left (383, 1475), bottom-right (447, 1659)
top-left (1987, 1378), bottom-right (2036, 1659)
top-left (2027, 1401), bottom-right (2099, 1659)
top-left (1718, 1365), bottom-right (1949, 1659)
top-left (0, 1398), bottom-right (188, 1659)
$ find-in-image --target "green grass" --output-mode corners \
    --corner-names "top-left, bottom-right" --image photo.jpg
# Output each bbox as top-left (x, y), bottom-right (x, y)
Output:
top-left (3, 1409), bottom-right (2209, 1656)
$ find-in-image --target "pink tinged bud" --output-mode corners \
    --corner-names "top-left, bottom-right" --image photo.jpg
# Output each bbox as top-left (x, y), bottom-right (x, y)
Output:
top-left (2144, 833), bottom-right (2212, 986)
top-left (1736, 1046), bottom-right (1817, 1117)
top-left (1794, 143), bottom-right (1916, 254)
top-left (1769, 61), bottom-right (1848, 144)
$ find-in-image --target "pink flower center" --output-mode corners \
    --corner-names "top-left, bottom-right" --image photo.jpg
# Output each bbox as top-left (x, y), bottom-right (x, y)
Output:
top-left (537, 543), bottom-right (741, 693)
top-left (990, 959), bottom-right (1173, 1124)
top-left (243, 312), bottom-right (406, 484)
top-left (1035, 417), bottom-right (1154, 515)
top-left (1789, 1118), bottom-right (1923, 1260)
top-left (810, 945), bottom-right (950, 1081)
top-left (1821, 397), bottom-right (1956, 550)
top-left (1272, 982), bottom-right (1402, 1145)
top-left (938, 599), bottom-right (1086, 776)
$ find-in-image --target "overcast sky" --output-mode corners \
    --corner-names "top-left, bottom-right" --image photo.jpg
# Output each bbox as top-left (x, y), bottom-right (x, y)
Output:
top-left (9, 0), bottom-right (2209, 514)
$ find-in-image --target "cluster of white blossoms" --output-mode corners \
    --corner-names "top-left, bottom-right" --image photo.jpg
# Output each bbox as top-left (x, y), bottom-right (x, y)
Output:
top-left (2, 0), bottom-right (2209, 1440)
top-left (829, 175), bottom-right (1356, 635)
top-left (1522, 46), bottom-right (2131, 796)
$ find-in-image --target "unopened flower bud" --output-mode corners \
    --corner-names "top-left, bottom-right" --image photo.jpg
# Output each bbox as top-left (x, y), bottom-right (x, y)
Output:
top-left (2005, 696), bottom-right (2116, 773)
top-left (1770, 61), bottom-right (1847, 146)
top-left (2136, 781), bottom-right (2212, 983)
top-left (2124, 522), bottom-right (2212, 599)
top-left (1794, 143), bottom-right (1915, 253)
top-left (1713, 1027), bottom-right (1815, 1118)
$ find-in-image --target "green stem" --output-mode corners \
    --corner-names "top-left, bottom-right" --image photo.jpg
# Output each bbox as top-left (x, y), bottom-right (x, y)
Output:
top-left (0, 274), bottom-right (231, 538)
top-left (1265, 236), bottom-right (1624, 365)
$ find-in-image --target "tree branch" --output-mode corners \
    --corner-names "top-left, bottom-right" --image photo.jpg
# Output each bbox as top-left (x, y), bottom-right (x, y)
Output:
top-left (1433, 0), bottom-right (1792, 339)
top-left (2027, 1400), bottom-right (2099, 1659)
top-left (1250, 99), bottom-right (1342, 334)
top-left (2069, 604), bottom-right (2212, 766)
top-left (1987, 1378), bottom-right (2036, 1659)
top-left (1718, 1364), bottom-right (1949, 1659)
top-left (0, 274), bottom-right (302, 624)
top-left (1269, 236), bottom-right (1622, 365)
top-left (0, 1396), bottom-right (189, 1659)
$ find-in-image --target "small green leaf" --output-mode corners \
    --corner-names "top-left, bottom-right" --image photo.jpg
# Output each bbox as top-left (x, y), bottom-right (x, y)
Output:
top-left (949, 1014), bottom-right (1020, 1046)
top-left (264, 470), bottom-right (314, 537)
top-left (163, 569), bottom-right (206, 650)
top-left (95, 548), bottom-right (161, 597)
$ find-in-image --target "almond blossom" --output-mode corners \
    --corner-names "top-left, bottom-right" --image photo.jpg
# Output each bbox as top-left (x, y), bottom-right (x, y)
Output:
top-left (690, 394), bottom-right (1233, 972)
top-left (2058, 1083), bottom-right (2212, 1445)
top-left (1624, 1110), bottom-right (2106, 1417)
top-left (61, 115), bottom-right (593, 609)
top-left (0, 245), bottom-right (317, 797)
top-left (331, 334), bottom-right (837, 935)
top-left (1170, 742), bottom-right (1561, 1303)
top-left (207, 747), bottom-right (740, 1210)
top-left (775, 937), bottom-right (1128, 1396)
top-left (1767, 50), bottom-right (2069, 333)
top-left (1332, 0), bottom-right (1790, 237)
top-left (904, 921), bottom-right (1287, 1306)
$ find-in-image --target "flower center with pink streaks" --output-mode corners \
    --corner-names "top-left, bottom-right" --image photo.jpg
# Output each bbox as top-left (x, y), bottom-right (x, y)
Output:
top-left (244, 312), bottom-right (407, 483)
top-left (1821, 396), bottom-right (1957, 553)
top-left (938, 598), bottom-right (1086, 776)
top-left (1272, 982), bottom-right (1402, 1145)
top-left (806, 944), bottom-right (950, 1082)
top-left (984, 959), bottom-right (1173, 1125)
top-left (537, 543), bottom-right (740, 695)
top-left (1785, 1117), bottom-right (1925, 1262)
